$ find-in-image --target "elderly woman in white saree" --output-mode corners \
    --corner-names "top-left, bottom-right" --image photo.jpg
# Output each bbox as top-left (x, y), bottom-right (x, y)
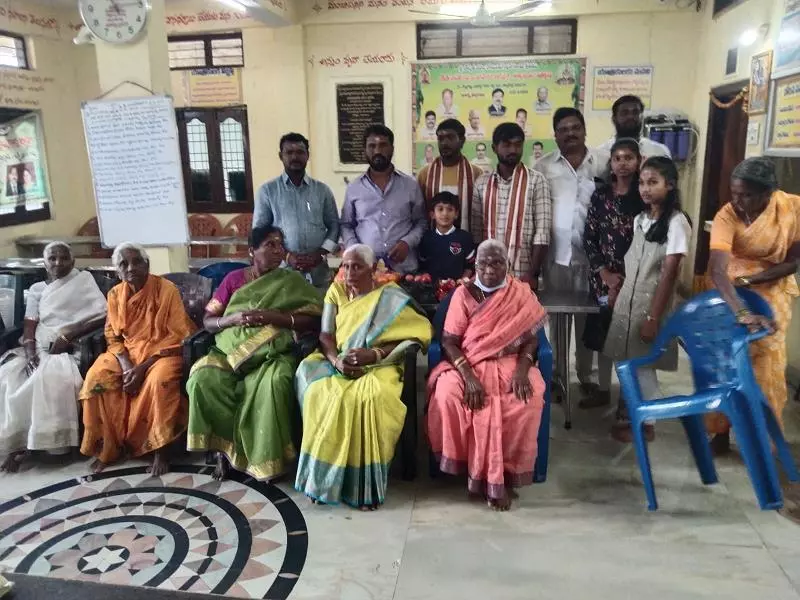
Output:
top-left (0, 242), bottom-right (107, 472)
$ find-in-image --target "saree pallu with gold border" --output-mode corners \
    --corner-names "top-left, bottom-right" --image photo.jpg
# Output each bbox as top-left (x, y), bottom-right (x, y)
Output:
top-left (706, 191), bottom-right (800, 433)
top-left (294, 282), bottom-right (432, 508)
top-left (186, 268), bottom-right (322, 480)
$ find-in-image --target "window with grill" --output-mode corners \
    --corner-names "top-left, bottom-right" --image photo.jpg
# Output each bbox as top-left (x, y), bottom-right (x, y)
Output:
top-left (0, 31), bottom-right (28, 69)
top-left (168, 33), bottom-right (244, 70)
top-left (176, 107), bottom-right (253, 213)
top-left (417, 19), bottom-right (576, 59)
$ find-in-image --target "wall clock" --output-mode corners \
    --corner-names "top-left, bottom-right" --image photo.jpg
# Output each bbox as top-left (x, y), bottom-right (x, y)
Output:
top-left (78, 0), bottom-right (149, 44)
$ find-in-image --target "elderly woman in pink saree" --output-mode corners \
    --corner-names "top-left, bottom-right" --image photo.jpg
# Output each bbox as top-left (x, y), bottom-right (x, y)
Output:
top-left (427, 240), bottom-right (547, 511)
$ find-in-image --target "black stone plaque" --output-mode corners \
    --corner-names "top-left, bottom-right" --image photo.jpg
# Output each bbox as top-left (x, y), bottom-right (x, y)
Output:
top-left (336, 83), bottom-right (385, 164)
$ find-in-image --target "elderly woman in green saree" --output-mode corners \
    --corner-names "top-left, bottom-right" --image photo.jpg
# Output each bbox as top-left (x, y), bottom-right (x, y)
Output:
top-left (186, 225), bottom-right (322, 481)
top-left (295, 244), bottom-right (432, 510)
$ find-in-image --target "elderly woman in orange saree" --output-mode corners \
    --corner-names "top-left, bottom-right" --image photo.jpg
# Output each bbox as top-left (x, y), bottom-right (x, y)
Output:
top-left (426, 240), bottom-right (547, 511)
top-left (80, 243), bottom-right (197, 475)
top-left (707, 157), bottom-right (800, 455)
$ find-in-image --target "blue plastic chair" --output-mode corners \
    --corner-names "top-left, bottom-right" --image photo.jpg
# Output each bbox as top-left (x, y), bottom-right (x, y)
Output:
top-left (197, 261), bottom-right (249, 291)
top-left (616, 288), bottom-right (799, 511)
top-left (427, 289), bottom-right (553, 483)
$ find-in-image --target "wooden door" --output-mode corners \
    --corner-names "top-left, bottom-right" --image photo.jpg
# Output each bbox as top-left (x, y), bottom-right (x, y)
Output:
top-left (693, 82), bottom-right (749, 290)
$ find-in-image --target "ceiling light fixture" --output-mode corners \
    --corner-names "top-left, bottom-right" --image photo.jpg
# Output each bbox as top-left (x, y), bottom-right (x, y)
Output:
top-left (739, 23), bottom-right (769, 47)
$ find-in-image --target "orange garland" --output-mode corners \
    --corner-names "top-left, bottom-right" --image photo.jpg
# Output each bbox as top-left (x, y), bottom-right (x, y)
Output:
top-left (709, 87), bottom-right (749, 112)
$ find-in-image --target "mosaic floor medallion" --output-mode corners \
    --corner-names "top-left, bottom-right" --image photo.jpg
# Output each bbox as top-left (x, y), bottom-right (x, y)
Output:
top-left (0, 465), bottom-right (308, 599)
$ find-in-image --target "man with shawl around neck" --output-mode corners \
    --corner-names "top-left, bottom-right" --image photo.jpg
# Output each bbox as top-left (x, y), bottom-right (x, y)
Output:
top-left (417, 118), bottom-right (483, 231)
top-left (470, 122), bottom-right (552, 289)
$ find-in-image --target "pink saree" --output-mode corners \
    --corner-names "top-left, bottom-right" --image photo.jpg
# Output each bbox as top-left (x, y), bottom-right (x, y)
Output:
top-left (426, 277), bottom-right (547, 500)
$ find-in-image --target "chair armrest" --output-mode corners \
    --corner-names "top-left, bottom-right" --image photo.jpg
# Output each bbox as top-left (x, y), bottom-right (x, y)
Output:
top-left (0, 326), bottom-right (22, 353)
top-left (182, 329), bottom-right (215, 384)
top-left (399, 344), bottom-right (421, 480)
top-left (536, 328), bottom-right (552, 382)
top-left (745, 327), bottom-right (772, 344)
top-left (75, 326), bottom-right (105, 376)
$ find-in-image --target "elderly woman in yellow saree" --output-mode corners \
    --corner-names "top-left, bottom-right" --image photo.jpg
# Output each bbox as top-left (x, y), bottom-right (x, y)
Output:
top-left (295, 244), bottom-right (432, 510)
top-left (707, 157), bottom-right (800, 455)
top-left (80, 243), bottom-right (196, 476)
top-left (187, 225), bottom-right (322, 481)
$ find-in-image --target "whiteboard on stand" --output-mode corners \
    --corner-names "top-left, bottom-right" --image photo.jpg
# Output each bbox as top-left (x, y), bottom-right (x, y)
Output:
top-left (81, 95), bottom-right (189, 247)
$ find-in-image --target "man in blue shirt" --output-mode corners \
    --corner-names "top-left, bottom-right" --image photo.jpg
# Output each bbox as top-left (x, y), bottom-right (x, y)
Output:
top-left (340, 124), bottom-right (426, 274)
top-left (253, 133), bottom-right (340, 288)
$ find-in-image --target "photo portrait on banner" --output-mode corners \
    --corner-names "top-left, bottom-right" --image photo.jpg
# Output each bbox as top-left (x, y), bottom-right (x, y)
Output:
top-left (411, 58), bottom-right (586, 172)
top-left (0, 113), bottom-right (49, 214)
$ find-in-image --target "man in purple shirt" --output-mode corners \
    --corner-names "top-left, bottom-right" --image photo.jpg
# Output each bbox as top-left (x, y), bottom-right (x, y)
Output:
top-left (340, 124), bottom-right (426, 274)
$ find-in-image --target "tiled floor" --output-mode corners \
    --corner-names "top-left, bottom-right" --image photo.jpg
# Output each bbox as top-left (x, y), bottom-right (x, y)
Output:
top-left (1, 350), bottom-right (799, 599)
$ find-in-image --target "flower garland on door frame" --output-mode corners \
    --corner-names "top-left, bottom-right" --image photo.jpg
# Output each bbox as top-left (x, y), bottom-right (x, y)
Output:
top-left (709, 87), bottom-right (750, 113)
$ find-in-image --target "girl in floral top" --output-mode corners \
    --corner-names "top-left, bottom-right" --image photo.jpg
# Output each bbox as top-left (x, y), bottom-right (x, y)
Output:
top-left (581, 138), bottom-right (643, 408)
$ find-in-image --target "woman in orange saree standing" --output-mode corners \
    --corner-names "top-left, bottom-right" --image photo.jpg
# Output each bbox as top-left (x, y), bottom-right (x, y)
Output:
top-left (80, 243), bottom-right (197, 475)
top-left (427, 240), bottom-right (547, 511)
top-left (707, 157), bottom-right (800, 455)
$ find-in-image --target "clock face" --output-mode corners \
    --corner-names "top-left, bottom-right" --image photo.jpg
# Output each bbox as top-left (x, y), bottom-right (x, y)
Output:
top-left (79, 0), bottom-right (149, 44)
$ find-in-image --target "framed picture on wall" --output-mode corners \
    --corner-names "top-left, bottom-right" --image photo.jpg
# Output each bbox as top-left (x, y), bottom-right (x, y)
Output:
top-left (748, 50), bottom-right (772, 115)
top-left (773, 0), bottom-right (800, 78)
top-left (763, 72), bottom-right (800, 157)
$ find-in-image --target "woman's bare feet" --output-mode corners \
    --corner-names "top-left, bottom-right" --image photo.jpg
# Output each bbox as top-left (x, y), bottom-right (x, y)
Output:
top-left (147, 451), bottom-right (169, 477)
top-left (359, 502), bottom-right (379, 512)
top-left (488, 491), bottom-right (511, 511)
top-left (212, 453), bottom-right (229, 481)
top-left (90, 459), bottom-right (108, 474)
top-left (0, 451), bottom-right (25, 473)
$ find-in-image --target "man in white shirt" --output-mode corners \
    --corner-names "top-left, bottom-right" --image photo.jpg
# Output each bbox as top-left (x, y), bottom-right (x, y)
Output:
top-left (596, 95), bottom-right (671, 160)
top-left (535, 107), bottom-right (612, 406)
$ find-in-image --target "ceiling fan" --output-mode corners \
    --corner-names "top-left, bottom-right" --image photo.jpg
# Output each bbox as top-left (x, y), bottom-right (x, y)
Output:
top-left (409, 1), bottom-right (550, 27)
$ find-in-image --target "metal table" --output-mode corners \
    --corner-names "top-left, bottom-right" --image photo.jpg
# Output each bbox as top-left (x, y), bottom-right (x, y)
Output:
top-left (538, 290), bottom-right (601, 430)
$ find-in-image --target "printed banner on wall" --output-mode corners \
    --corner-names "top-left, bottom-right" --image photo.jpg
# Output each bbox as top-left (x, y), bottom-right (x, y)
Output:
top-left (0, 112), bottom-right (49, 212)
top-left (411, 58), bottom-right (586, 173)
top-left (592, 66), bottom-right (653, 111)
top-left (768, 74), bottom-right (800, 150)
top-left (181, 67), bottom-right (243, 107)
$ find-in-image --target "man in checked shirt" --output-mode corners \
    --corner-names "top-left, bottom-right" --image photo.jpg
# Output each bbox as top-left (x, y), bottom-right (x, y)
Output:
top-left (253, 133), bottom-right (340, 290)
top-left (471, 122), bottom-right (552, 291)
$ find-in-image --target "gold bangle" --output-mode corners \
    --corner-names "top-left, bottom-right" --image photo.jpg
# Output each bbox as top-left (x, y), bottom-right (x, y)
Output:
top-left (453, 356), bottom-right (467, 369)
top-left (523, 352), bottom-right (535, 362)
top-left (373, 348), bottom-right (383, 362)
top-left (289, 314), bottom-right (295, 329)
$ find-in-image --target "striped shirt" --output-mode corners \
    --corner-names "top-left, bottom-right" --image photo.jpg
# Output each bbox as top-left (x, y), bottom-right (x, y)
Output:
top-left (470, 166), bottom-right (552, 278)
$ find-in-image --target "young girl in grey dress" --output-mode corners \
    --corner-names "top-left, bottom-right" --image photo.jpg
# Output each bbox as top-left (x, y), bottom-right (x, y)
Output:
top-left (603, 157), bottom-right (692, 443)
